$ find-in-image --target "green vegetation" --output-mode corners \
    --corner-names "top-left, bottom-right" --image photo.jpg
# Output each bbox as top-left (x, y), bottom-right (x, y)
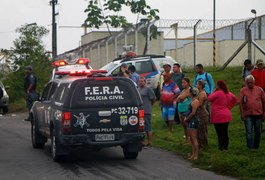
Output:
top-left (84, 0), bottom-right (160, 54)
top-left (3, 24), bottom-right (52, 107)
top-left (151, 66), bottom-right (265, 180)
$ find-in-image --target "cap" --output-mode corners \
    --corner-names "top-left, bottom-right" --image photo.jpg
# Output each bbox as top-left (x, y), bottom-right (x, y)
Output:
top-left (162, 72), bottom-right (171, 78)
top-left (25, 65), bottom-right (33, 71)
top-left (256, 59), bottom-right (264, 65)
top-left (163, 63), bottom-right (171, 68)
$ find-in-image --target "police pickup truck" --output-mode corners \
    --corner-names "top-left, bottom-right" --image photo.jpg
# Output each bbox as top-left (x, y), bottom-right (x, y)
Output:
top-left (30, 67), bottom-right (145, 161)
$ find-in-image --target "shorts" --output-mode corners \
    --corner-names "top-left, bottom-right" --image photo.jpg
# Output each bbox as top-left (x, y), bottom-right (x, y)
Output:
top-left (187, 117), bottom-right (199, 129)
top-left (144, 114), bottom-right (151, 132)
top-left (162, 106), bottom-right (176, 121)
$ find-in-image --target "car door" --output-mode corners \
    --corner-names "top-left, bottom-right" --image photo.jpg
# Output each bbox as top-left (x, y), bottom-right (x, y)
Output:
top-left (135, 59), bottom-right (158, 89)
top-left (38, 83), bottom-right (52, 132)
top-left (43, 82), bottom-right (58, 133)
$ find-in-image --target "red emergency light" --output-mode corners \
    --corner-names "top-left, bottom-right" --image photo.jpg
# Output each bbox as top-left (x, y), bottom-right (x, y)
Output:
top-left (53, 60), bottom-right (68, 67)
top-left (76, 58), bottom-right (90, 65)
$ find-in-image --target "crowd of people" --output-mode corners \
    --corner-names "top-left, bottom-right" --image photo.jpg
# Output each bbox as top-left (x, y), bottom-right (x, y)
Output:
top-left (117, 59), bottom-right (265, 161)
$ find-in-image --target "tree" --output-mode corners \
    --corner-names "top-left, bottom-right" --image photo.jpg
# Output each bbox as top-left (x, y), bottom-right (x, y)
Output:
top-left (0, 49), bottom-right (13, 80)
top-left (4, 24), bottom-right (52, 103)
top-left (84, 0), bottom-right (160, 55)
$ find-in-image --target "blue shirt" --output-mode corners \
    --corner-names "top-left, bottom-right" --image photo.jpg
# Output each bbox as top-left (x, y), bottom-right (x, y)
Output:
top-left (131, 72), bottom-right (140, 84)
top-left (193, 72), bottom-right (214, 94)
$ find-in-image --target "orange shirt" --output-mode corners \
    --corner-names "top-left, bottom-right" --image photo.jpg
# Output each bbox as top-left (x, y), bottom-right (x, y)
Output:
top-left (251, 69), bottom-right (265, 89)
top-left (239, 86), bottom-right (265, 117)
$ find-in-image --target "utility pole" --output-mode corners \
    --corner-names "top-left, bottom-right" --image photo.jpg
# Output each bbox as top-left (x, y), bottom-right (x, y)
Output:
top-left (194, 20), bottom-right (202, 68)
top-left (213, 0), bottom-right (216, 67)
top-left (50, 0), bottom-right (58, 60)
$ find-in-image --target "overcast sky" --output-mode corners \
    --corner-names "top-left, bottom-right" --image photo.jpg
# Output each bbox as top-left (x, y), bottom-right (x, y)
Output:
top-left (0, 0), bottom-right (264, 54)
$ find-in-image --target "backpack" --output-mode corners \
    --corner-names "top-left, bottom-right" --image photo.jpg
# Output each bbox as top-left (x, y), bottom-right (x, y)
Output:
top-left (195, 72), bottom-right (211, 92)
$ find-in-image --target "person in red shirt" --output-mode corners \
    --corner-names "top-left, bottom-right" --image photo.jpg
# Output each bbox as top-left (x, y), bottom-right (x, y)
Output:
top-left (208, 80), bottom-right (238, 151)
top-left (239, 75), bottom-right (265, 149)
top-left (160, 72), bottom-right (180, 133)
top-left (251, 59), bottom-right (265, 91)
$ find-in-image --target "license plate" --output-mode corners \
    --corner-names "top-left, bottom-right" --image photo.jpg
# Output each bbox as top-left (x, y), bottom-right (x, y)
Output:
top-left (95, 134), bottom-right (115, 141)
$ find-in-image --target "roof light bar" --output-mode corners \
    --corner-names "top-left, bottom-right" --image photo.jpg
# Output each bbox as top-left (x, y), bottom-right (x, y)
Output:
top-left (53, 60), bottom-right (68, 67)
top-left (76, 58), bottom-right (90, 65)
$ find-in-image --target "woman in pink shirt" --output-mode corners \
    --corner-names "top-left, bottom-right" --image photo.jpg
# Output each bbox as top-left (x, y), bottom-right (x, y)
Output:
top-left (208, 80), bottom-right (238, 150)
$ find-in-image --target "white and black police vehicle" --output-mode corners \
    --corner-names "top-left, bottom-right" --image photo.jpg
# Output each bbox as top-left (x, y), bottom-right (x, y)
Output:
top-left (100, 54), bottom-right (177, 97)
top-left (30, 59), bottom-right (145, 161)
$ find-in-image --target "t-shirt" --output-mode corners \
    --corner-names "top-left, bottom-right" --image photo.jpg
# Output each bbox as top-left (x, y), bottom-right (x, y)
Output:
top-left (251, 69), bottom-right (265, 89)
top-left (171, 72), bottom-right (185, 91)
top-left (242, 67), bottom-right (253, 79)
top-left (138, 86), bottom-right (156, 114)
top-left (193, 72), bottom-right (214, 95)
top-left (24, 73), bottom-right (37, 93)
top-left (161, 81), bottom-right (180, 107)
top-left (131, 72), bottom-right (140, 84)
top-left (239, 85), bottom-right (265, 117)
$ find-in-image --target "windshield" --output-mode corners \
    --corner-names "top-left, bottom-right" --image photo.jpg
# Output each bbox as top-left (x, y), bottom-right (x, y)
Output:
top-left (100, 62), bottom-right (118, 72)
top-left (152, 57), bottom-right (176, 72)
top-left (70, 78), bottom-right (141, 108)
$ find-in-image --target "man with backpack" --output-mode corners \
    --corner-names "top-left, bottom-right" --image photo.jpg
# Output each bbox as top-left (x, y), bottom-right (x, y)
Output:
top-left (242, 59), bottom-right (254, 82)
top-left (193, 64), bottom-right (214, 95)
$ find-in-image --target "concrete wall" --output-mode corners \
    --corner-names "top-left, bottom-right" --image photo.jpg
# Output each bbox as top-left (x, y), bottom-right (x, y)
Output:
top-left (81, 32), bottom-right (112, 45)
top-left (166, 40), bottom-right (265, 68)
top-left (81, 31), bottom-right (165, 69)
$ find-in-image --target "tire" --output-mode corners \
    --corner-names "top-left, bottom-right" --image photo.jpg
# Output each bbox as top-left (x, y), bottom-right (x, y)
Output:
top-left (2, 106), bottom-right (8, 114)
top-left (31, 118), bottom-right (46, 149)
top-left (123, 148), bottom-right (139, 159)
top-left (51, 129), bottom-right (68, 162)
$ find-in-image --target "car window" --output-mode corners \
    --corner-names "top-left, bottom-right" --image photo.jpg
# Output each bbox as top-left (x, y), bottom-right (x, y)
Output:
top-left (100, 62), bottom-right (118, 71)
top-left (54, 84), bottom-right (68, 102)
top-left (111, 63), bottom-right (132, 76)
top-left (135, 60), bottom-right (154, 74)
top-left (47, 82), bottom-right (58, 100)
top-left (41, 83), bottom-right (52, 101)
top-left (152, 57), bottom-right (176, 72)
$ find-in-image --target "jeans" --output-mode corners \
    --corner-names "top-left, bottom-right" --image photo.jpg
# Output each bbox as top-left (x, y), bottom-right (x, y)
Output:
top-left (214, 123), bottom-right (229, 150)
top-left (244, 116), bottom-right (262, 149)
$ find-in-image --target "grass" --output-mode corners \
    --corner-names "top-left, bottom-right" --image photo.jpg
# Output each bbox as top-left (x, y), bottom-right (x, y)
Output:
top-left (150, 67), bottom-right (265, 180)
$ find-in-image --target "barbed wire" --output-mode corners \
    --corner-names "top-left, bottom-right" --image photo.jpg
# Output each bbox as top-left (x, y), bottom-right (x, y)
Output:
top-left (155, 18), bottom-right (264, 30)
